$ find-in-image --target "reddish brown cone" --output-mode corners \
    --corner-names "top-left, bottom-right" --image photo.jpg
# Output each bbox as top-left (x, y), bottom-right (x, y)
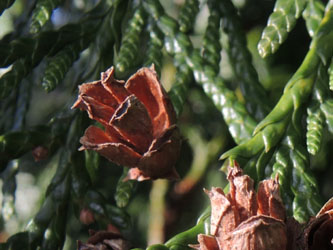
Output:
top-left (304, 197), bottom-right (333, 250)
top-left (32, 146), bottom-right (49, 161)
top-left (77, 229), bottom-right (130, 250)
top-left (79, 208), bottom-right (95, 225)
top-left (72, 66), bottom-right (181, 181)
top-left (191, 162), bottom-right (287, 250)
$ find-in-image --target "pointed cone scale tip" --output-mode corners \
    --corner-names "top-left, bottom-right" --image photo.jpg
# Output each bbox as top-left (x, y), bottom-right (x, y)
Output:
top-left (195, 161), bottom-right (288, 250)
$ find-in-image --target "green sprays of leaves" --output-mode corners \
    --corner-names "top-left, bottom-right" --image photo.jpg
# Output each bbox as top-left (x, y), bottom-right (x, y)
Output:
top-left (95, 10), bottom-right (117, 72)
top-left (0, 35), bottom-right (66, 98)
top-left (321, 99), bottom-right (333, 132)
top-left (192, 58), bottom-right (257, 144)
top-left (219, 0), bottom-right (270, 121)
top-left (1, 160), bottom-right (19, 222)
top-left (169, 64), bottom-right (192, 117)
top-left (115, 6), bottom-right (147, 76)
top-left (306, 63), bottom-right (329, 155)
top-left (306, 104), bottom-right (324, 155)
top-left (270, 146), bottom-right (293, 213)
top-left (10, 78), bottom-right (32, 131)
top-left (178, 0), bottom-right (200, 33)
top-left (25, 197), bottom-right (57, 248)
top-left (0, 126), bottom-right (51, 168)
top-left (0, 58), bottom-right (31, 99)
top-left (42, 40), bottom-right (89, 92)
top-left (0, 111), bottom-right (72, 170)
top-left (223, 4), bottom-right (333, 222)
top-left (111, 0), bottom-right (130, 51)
top-left (144, 21), bottom-right (164, 75)
top-left (145, 0), bottom-right (257, 144)
top-left (269, 70), bottom-right (326, 221)
top-left (115, 168), bottom-right (136, 208)
top-left (203, 0), bottom-right (221, 74)
top-left (23, 144), bottom-right (73, 249)
top-left (145, 244), bottom-right (169, 250)
top-left (0, 38), bottom-right (33, 67)
top-left (302, 0), bottom-right (325, 37)
top-left (30, 0), bottom-right (65, 34)
top-left (41, 175), bottom-right (71, 250)
top-left (287, 127), bottom-right (322, 222)
top-left (165, 221), bottom-right (205, 250)
top-left (0, 2), bottom-right (108, 99)
top-left (84, 150), bottom-right (99, 183)
top-left (201, 1), bottom-right (258, 142)
top-left (221, 48), bottom-right (321, 160)
top-left (304, 16), bottom-right (333, 153)
top-left (312, 6), bottom-right (333, 65)
top-left (258, 0), bottom-right (307, 58)
top-left (0, 25), bottom-right (90, 70)
top-left (329, 59), bottom-right (333, 90)
top-left (270, 124), bottom-right (322, 222)
top-left (144, 1), bottom-right (192, 118)
top-left (267, 73), bottom-right (324, 221)
top-left (252, 48), bottom-right (320, 139)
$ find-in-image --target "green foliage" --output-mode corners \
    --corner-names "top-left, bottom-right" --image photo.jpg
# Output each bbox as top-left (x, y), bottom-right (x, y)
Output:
top-left (164, 222), bottom-right (206, 249)
top-left (30, 0), bottom-right (65, 34)
top-left (144, 21), bottom-right (164, 75)
top-left (168, 63), bottom-right (192, 117)
top-left (42, 40), bottom-right (90, 92)
top-left (115, 168), bottom-right (136, 208)
top-left (1, 160), bottom-right (18, 221)
top-left (271, 119), bottom-right (322, 222)
top-left (329, 58), bottom-right (333, 90)
top-left (115, 5), bottom-right (147, 76)
top-left (306, 103), bottom-right (324, 155)
top-left (0, 58), bottom-right (31, 99)
top-left (202, 1), bottom-right (221, 74)
top-left (0, 126), bottom-right (52, 167)
top-left (222, 3), bottom-right (333, 221)
top-left (1, 0), bottom-right (333, 249)
top-left (258, 0), bottom-right (307, 57)
top-left (178, 0), bottom-right (200, 33)
top-left (220, 0), bottom-right (270, 121)
top-left (144, 0), bottom-right (257, 144)
top-left (0, 1), bottom-right (109, 99)
top-left (306, 63), bottom-right (331, 155)
top-left (302, 0), bottom-right (325, 37)
top-left (321, 98), bottom-right (333, 132)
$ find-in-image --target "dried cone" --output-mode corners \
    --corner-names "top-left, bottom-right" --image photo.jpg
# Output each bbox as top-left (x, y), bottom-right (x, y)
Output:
top-left (72, 66), bottom-right (181, 181)
top-left (304, 197), bottom-right (333, 250)
top-left (77, 229), bottom-right (130, 250)
top-left (32, 146), bottom-right (49, 161)
top-left (191, 162), bottom-right (287, 250)
top-left (79, 208), bottom-right (95, 225)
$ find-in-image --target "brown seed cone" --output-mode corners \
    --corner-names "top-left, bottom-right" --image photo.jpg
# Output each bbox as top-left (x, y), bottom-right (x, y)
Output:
top-left (72, 66), bottom-right (181, 181)
top-left (77, 229), bottom-right (130, 250)
top-left (304, 197), bottom-right (333, 250)
top-left (192, 162), bottom-right (288, 250)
